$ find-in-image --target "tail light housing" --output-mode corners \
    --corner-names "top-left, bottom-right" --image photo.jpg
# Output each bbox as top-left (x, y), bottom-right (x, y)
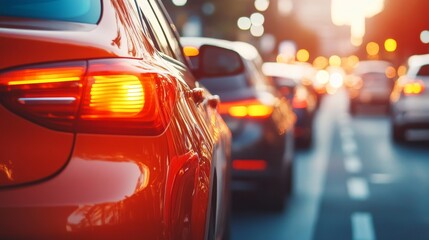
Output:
top-left (402, 80), bottom-right (425, 96)
top-left (0, 59), bottom-right (176, 135)
top-left (218, 99), bottom-right (273, 118)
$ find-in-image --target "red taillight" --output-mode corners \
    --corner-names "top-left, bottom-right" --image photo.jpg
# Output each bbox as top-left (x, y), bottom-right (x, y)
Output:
top-left (218, 99), bottom-right (273, 118)
top-left (292, 87), bottom-right (309, 109)
top-left (402, 81), bottom-right (425, 95)
top-left (0, 59), bottom-right (176, 135)
top-left (232, 159), bottom-right (267, 171)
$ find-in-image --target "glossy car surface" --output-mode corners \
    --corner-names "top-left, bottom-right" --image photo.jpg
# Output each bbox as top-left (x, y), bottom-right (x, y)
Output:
top-left (262, 62), bottom-right (318, 148)
top-left (0, 0), bottom-right (231, 239)
top-left (390, 54), bottom-right (429, 142)
top-left (181, 37), bottom-right (296, 209)
top-left (347, 60), bottom-right (394, 115)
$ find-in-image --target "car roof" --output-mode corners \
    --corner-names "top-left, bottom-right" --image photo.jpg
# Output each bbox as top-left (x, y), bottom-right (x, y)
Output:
top-left (354, 60), bottom-right (392, 74)
top-left (407, 54), bottom-right (429, 77)
top-left (180, 37), bottom-right (260, 61)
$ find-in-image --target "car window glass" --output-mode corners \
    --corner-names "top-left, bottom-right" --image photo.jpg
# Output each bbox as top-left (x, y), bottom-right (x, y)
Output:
top-left (0, 0), bottom-right (101, 24)
top-left (148, 0), bottom-right (186, 64)
top-left (417, 64), bottom-right (429, 76)
top-left (136, 0), bottom-right (174, 57)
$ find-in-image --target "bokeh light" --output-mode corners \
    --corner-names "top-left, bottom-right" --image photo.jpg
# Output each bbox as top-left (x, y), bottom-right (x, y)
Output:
top-left (250, 12), bottom-right (265, 26)
top-left (296, 49), bottom-right (310, 62)
top-left (397, 65), bottom-right (407, 77)
top-left (384, 38), bottom-right (397, 52)
top-left (250, 25), bottom-right (264, 37)
top-left (172, 0), bottom-right (187, 6)
top-left (237, 17), bottom-right (251, 30)
top-left (313, 56), bottom-right (329, 69)
top-left (385, 66), bottom-right (396, 78)
top-left (366, 41), bottom-right (379, 56)
top-left (254, 0), bottom-right (269, 12)
top-left (420, 30), bottom-right (429, 44)
top-left (329, 55), bottom-right (341, 66)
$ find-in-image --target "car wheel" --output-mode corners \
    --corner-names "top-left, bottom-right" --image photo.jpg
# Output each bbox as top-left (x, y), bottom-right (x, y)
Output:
top-left (392, 124), bottom-right (406, 143)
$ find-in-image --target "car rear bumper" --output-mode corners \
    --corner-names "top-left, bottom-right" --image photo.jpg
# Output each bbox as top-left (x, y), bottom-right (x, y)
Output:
top-left (225, 119), bottom-right (290, 191)
top-left (0, 132), bottom-right (207, 239)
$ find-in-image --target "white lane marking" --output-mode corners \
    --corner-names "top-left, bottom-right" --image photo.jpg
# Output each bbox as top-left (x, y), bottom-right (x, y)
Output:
top-left (344, 155), bottom-right (362, 173)
top-left (370, 173), bottom-right (394, 184)
top-left (351, 212), bottom-right (376, 240)
top-left (340, 127), bottom-right (354, 139)
top-left (267, 90), bottom-right (337, 240)
top-left (339, 112), bottom-right (351, 126)
top-left (342, 138), bottom-right (358, 155)
top-left (347, 177), bottom-right (369, 200)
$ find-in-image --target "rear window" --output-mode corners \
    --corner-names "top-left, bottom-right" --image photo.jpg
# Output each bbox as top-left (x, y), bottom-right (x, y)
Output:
top-left (417, 64), bottom-right (429, 76)
top-left (0, 0), bottom-right (101, 24)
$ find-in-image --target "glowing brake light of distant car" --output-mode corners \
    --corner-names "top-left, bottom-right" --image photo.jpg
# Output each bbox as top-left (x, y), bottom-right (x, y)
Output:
top-left (0, 59), bottom-right (176, 135)
top-left (403, 80), bottom-right (425, 95)
top-left (219, 99), bottom-right (274, 118)
top-left (292, 87), bottom-right (308, 109)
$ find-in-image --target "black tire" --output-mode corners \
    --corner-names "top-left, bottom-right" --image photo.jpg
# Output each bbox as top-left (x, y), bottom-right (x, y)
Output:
top-left (392, 124), bottom-right (406, 143)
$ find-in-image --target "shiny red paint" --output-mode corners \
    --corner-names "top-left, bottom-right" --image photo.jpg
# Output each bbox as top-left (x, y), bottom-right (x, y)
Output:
top-left (0, 0), bottom-right (231, 239)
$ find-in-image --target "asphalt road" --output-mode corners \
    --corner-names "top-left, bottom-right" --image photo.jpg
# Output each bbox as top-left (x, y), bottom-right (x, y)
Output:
top-left (230, 89), bottom-right (429, 240)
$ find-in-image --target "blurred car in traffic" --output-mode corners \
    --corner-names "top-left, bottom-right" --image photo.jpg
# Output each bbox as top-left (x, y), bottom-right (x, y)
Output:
top-left (347, 60), bottom-right (395, 115)
top-left (181, 37), bottom-right (296, 210)
top-left (390, 54), bottom-right (429, 142)
top-left (262, 62), bottom-right (318, 148)
top-left (0, 0), bottom-right (232, 239)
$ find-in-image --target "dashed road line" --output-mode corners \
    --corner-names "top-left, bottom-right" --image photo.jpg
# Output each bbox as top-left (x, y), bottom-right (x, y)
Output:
top-left (351, 212), bottom-right (376, 240)
top-left (344, 155), bottom-right (362, 174)
top-left (347, 177), bottom-right (370, 201)
top-left (370, 173), bottom-right (394, 184)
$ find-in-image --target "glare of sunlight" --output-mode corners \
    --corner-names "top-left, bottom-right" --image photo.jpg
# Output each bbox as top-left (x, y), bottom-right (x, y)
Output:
top-left (331, 0), bottom-right (385, 46)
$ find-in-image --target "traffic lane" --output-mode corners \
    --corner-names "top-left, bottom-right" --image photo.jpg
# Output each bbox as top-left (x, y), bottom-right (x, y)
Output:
top-left (230, 92), bottom-right (339, 240)
top-left (352, 116), bottom-right (429, 240)
top-left (313, 105), bottom-right (429, 240)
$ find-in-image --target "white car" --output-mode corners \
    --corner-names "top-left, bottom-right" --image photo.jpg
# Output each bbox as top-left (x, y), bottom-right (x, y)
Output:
top-left (390, 54), bottom-right (429, 142)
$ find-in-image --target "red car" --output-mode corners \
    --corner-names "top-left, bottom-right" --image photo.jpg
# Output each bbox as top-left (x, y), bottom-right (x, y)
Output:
top-left (0, 0), bottom-right (231, 239)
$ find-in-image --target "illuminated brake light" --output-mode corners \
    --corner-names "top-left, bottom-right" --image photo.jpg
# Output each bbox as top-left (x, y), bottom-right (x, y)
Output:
top-left (0, 59), bottom-right (176, 135)
top-left (292, 87), bottom-right (308, 109)
top-left (219, 99), bottom-right (273, 118)
top-left (292, 97), bottom-right (308, 109)
top-left (6, 67), bottom-right (84, 86)
top-left (87, 75), bottom-right (145, 116)
top-left (233, 160), bottom-right (267, 171)
top-left (403, 81), bottom-right (424, 95)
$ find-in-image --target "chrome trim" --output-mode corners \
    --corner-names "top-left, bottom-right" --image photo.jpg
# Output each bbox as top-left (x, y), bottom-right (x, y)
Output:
top-left (18, 97), bottom-right (76, 105)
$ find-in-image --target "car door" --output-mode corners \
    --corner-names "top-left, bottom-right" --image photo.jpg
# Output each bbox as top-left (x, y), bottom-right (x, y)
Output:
top-left (134, 0), bottom-right (230, 239)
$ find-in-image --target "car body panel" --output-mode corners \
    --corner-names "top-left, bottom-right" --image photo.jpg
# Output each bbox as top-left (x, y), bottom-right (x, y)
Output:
top-left (0, 0), bottom-right (231, 239)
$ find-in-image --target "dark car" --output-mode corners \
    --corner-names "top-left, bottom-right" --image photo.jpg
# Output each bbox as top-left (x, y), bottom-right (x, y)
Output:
top-left (0, 0), bottom-right (231, 239)
top-left (347, 60), bottom-right (395, 115)
top-left (390, 54), bottom-right (429, 142)
top-left (181, 37), bottom-right (296, 209)
top-left (262, 62), bottom-right (318, 148)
